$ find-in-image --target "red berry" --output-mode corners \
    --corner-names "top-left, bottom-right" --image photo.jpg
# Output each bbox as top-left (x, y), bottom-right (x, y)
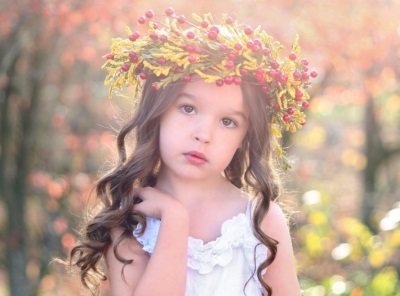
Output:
top-left (224, 76), bottom-right (234, 85)
top-left (263, 48), bottom-right (271, 56)
top-left (138, 16), bottom-right (146, 24)
top-left (220, 44), bottom-right (228, 51)
top-left (240, 68), bottom-right (249, 75)
top-left (293, 71), bottom-right (301, 80)
top-left (208, 31), bottom-right (218, 40)
top-left (201, 20), bottom-right (209, 28)
top-left (139, 72), bottom-right (147, 79)
top-left (228, 51), bottom-right (237, 60)
top-left (268, 69), bottom-right (278, 78)
top-left (254, 39), bottom-right (262, 47)
top-left (287, 107), bottom-right (295, 115)
top-left (273, 103), bottom-right (280, 110)
top-left (151, 84), bottom-right (158, 91)
top-left (246, 40), bottom-right (254, 49)
top-left (279, 74), bottom-right (288, 84)
top-left (252, 45), bottom-right (260, 53)
top-left (301, 59), bottom-right (309, 65)
top-left (234, 43), bottom-right (243, 51)
top-left (121, 64), bottom-right (130, 72)
top-left (261, 85), bottom-right (269, 92)
top-left (183, 74), bottom-right (191, 82)
top-left (256, 76), bottom-right (265, 84)
top-left (302, 101), bottom-right (310, 108)
top-left (270, 60), bottom-right (279, 69)
top-left (150, 32), bottom-right (158, 40)
top-left (178, 15), bottom-right (186, 24)
top-left (303, 66), bottom-right (308, 72)
top-left (210, 26), bottom-right (220, 33)
top-left (106, 53), bottom-right (114, 60)
top-left (302, 72), bottom-right (310, 80)
top-left (226, 60), bottom-right (235, 69)
top-left (216, 79), bottom-right (224, 87)
top-left (289, 52), bottom-right (296, 60)
top-left (187, 31), bottom-right (195, 39)
top-left (226, 16), bottom-right (234, 24)
top-left (165, 7), bottom-right (174, 16)
top-left (283, 114), bottom-right (291, 122)
top-left (295, 90), bottom-right (303, 99)
top-left (256, 68), bottom-right (264, 75)
top-left (310, 70), bottom-right (318, 78)
top-left (129, 55), bottom-right (138, 63)
top-left (186, 44), bottom-right (195, 53)
top-left (244, 26), bottom-right (253, 35)
top-left (145, 10), bottom-right (154, 18)
top-left (195, 47), bottom-right (202, 54)
top-left (188, 55), bottom-right (196, 63)
top-left (233, 77), bottom-right (242, 85)
top-left (160, 34), bottom-right (168, 42)
top-left (129, 31), bottom-right (140, 41)
top-left (158, 58), bottom-right (167, 65)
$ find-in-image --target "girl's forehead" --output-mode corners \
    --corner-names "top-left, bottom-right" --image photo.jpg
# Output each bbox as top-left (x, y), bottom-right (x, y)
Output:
top-left (177, 79), bottom-right (249, 114)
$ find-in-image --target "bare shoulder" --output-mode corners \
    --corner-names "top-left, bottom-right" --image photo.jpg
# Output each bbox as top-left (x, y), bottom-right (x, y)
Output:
top-left (260, 201), bottom-right (289, 237)
top-left (260, 202), bottom-right (301, 295)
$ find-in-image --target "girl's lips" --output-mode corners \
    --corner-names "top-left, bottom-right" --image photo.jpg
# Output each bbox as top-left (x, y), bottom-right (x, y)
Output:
top-left (184, 151), bottom-right (207, 165)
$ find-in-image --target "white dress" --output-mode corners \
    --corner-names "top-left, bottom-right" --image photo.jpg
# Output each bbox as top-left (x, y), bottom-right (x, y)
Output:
top-left (133, 200), bottom-right (268, 296)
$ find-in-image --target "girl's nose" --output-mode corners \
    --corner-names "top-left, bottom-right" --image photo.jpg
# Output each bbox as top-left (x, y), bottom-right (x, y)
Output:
top-left (194, 135), bottom-right (210, 144)
top-left (193, 120), bottom-right (212, 144)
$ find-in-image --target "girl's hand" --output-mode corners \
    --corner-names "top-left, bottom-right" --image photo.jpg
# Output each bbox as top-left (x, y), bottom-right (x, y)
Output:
top-left (132, 187), bottom-right (186, 220)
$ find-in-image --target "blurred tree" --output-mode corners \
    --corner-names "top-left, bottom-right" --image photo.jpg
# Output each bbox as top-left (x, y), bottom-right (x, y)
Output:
top-left (0, 7), bottom-right (59, 295)
top-left (287, 0), bottom-right (400, 231)
top-left (364, 93), bottom-right (400, 232)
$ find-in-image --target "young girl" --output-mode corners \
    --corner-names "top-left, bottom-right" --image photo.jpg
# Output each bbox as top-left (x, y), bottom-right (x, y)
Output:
top-left (70, 7), bottom-right (316, 296)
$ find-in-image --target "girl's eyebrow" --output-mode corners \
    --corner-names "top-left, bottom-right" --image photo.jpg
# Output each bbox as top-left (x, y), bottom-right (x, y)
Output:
top-left (176, 92), bottom-right (197, 100)
top-left (230, 110), bottom-right (248, 121)
top-left (176, 92), bottom-right (248, 121)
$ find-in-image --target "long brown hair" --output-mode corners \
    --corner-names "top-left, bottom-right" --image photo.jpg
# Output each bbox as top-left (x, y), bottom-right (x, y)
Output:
top-left (69, 75), bottom-right (281, 295)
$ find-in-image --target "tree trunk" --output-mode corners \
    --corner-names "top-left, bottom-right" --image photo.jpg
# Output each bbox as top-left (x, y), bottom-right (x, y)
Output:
top-left (0, 11), bottom-right (50, 295)
top-left (362, 95), bottom-right (385, 232)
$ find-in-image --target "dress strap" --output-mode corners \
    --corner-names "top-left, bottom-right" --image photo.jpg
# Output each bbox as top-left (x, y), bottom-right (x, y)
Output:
top-left (245, 197), bottom-right (253, 218)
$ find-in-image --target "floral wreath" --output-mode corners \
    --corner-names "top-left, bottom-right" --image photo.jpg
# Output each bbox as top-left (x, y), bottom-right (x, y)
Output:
top-left (102, 7), bottom-right (318, 169)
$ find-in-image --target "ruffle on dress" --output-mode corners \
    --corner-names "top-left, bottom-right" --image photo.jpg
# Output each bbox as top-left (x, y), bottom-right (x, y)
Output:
top-left (133, 212), bottom-right (268, 276)
top-left (133, 218), bottom-right (160, 254)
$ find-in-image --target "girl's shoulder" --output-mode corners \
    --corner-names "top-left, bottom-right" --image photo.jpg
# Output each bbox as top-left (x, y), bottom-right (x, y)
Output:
top-left (258, 201), bottom-right (293, 259)
top-left (260, 201), bottom-right (288, 233)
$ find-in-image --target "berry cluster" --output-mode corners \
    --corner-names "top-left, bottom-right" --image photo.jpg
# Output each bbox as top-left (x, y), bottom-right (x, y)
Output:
top-left (103, 7), bottom-right (318, 168)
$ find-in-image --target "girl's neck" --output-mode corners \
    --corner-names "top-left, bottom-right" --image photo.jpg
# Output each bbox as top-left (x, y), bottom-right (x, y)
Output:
top-left (155, 169), bottom-right (234, 205)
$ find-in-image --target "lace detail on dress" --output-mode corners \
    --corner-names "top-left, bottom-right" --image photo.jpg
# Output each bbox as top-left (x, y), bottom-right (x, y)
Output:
top-left (187, 213), bottom-right (267, 275)
top-left (132, 211), bottom-right (268, 276)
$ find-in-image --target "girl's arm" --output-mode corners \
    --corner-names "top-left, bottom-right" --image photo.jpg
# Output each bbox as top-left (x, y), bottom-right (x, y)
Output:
top-left (261, 202), bottom-right (301, 296)
top-left (105, 187), bottom-right (190, 296)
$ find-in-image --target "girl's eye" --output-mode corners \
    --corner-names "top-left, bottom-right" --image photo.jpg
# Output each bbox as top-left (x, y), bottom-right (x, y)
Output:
top-left (181, 105), bottom-right (195, 114)
top-left (221, 118), bottom-right (237, 127)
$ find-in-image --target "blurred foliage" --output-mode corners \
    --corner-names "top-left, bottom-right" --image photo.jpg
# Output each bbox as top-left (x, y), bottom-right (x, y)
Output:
top-left (0, 0), bottom-right (399, 295)
top-left (296, 189), bottom-right (400, 296)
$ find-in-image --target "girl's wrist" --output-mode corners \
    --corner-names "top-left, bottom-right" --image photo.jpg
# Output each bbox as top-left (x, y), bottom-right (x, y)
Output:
top-left (160, 200), bottom-right (189, 222)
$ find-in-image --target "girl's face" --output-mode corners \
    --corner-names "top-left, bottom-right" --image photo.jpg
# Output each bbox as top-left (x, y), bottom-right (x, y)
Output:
top-left (158, 78), bottom-right (249, 181)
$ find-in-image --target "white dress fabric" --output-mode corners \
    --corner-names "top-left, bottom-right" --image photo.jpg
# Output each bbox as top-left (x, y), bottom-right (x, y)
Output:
top-left (133, 200), bottom-right (268, 295)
